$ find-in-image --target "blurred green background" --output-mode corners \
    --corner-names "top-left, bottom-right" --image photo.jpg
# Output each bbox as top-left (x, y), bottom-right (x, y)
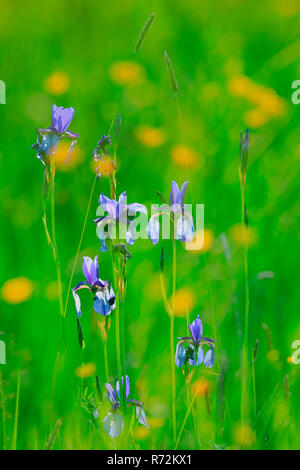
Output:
top-left (0, 0), bottom-right (300, 450)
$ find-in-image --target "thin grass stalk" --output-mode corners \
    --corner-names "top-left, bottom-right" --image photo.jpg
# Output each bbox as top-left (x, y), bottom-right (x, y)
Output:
top-left (12, 368), bottom-right (21, 450)
top-left (252, 351), bottom-right (257, 421)
top-left (63, 174), bottom-right (97, 319)
top-left (240, 178), bottom-right (249, 424)
top-left (0, 372), bottom-right (7, 449)
top-left (175, 392), bottom-right (197, 450)
top-left (135, 12), bottom-right (156, 53)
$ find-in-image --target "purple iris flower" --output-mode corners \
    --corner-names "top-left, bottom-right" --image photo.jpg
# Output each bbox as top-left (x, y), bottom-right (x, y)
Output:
top-left (94, 192), bottom-right (147, 252)
top-left (31, 104), bottom-right (79, 163)
top-left (72, 256), bottom-right (115, 317)
top-left (175, 315), bottom-right (215, 368)
top-left (104, 376), bottom-right (148, 438)
top-left (147, 180), bottom-right (194, 245)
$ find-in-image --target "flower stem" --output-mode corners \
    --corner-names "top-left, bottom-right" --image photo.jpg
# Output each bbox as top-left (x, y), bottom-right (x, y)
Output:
top-left (49, 160), bottom-right (64, 318)
top-left (240, 178), bottom-right (249, 424)
top-left (113, 260), bottom-right (124, 410)
top-left (103, 340), bottom-right (109, 383)
top-left (170, 237), bottom-right (177, 445)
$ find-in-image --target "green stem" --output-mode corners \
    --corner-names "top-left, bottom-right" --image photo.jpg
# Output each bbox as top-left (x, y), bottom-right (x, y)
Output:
top-left (175, 392), bottom-right (197, 450)
top-left (240, 181), bottom-right (249, 424)
top-left (12, 369), bottom-right (21, 450)
top-left (63, 175), bottom-right (97, 318)
top-left (50, 161), bottom-right (64, 318)
top-left (113, 262), bottom-right (123, 410)
top-left (252, 352), bottom-right (257, 421)
top-left (0, 372), bottom-right (7, 450)
top-left (103, 340), bottom-right (109, 383)
top-left (170, 237), bottom-right (177, 445)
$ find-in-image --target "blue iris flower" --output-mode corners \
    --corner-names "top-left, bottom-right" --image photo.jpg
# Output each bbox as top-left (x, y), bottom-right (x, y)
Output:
top-left (94, 192), bottom-right (147, 252)
top-left (175, 315), bottom-right (215, 368)
top-left (72, 256), bottom-right (115, 317)
top-left (147, 180), bottom-right (194, 245)
top-left (31, 104), bottom-right (79, 164)
top-left (104, 375), bottom-right (148, 438)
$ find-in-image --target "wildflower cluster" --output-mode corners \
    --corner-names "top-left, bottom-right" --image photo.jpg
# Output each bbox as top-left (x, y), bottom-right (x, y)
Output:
top-left (32, 103), bottom-right (216, 442)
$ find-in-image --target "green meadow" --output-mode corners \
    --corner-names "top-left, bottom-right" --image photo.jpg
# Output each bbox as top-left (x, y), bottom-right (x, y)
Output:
top-left (0, 0), bottom-right (299, 450)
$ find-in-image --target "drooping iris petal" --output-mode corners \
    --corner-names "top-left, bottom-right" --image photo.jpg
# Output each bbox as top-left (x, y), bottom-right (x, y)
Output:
top-left (188, 315), bottom-right (203, 345)
top-left (175, 342), bottom-right (186, 367)
top-left (116, 375), bottom-right (130, 400)
top-left (196, 346), bottom-right (204, 365)
top-left (136, 406), bottom-right (149, 428)
top-left (64, 130), bottom-right (80, 139)
top-left (95, 219), bottom-right (110, 252)
top-left (104, 411), bottom-right (124, 438)
top-left (147, 214), bottom-right (160, 245)
top-left (40, 133), bottom-right (59, 156)
top-left (82, 256), bottom-right (96, 286)
top-left (93, 286), bottom-right (115, 316)
top-left (175, 213), bottom-right (194, 242)
top-left (125, 203), bottom-right (148, 217)
top-left (72, 281), bottom-right (89, 317)
top-left (72, 290), bottom-right (82, 317)
top-left (98, 194), bottom-right (118, 219)
top-left (126, 222), bottom-right (136, 246)
top-left (104, 383), bottom-right (117, 404)
top-left (204, 348), bottom-right (215, 368)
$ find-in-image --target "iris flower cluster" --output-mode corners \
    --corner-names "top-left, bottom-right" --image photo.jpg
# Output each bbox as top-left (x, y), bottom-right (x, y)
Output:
top-left (72, 256), bottom-right (115, 317)
top-left (31, 104), bottom-right (79, 165)
top-left (94, 191), bottom-right (147, 252)
top-left (32, 103), bottom-right (218, 441)
top-left (175, 315), bottom-right (215, 368)
top-left (147, 180), bottom-right (194, 244)
top-left (104, 376), bottom-right (148, 438)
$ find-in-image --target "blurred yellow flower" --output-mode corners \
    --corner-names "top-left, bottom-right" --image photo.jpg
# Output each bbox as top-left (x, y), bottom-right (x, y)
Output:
top-left (1, 277), bottom-right (34, 304)
top-left (135, 126), bottom-right (166, 148)
top-left (229, 224), bottom-right (257, 247)
top-left (109, 61), bottom-right (146, 86)
top-left (147, 417), bottom-right (165, 429)
top-left (75, 363), bottom-right (96, 378)
top-left (171, 145), bottom-right (201, 168)
top-left (228, 75), bottom-right (286, 122)
top-left (133, 426), bottom-right (150, 440)
top-left (244, 108), bottom-right (268, 128)
top-left (170, 287), bottom-right (195, 318)
top-left (54, 142), bottom-right (81, 171)
top-left (233, 423), bottom-right (256, 447)
top-left (92, 157), bottom-right (116, 178)
top-left (44, 72), bottom-right (70, 95)
top-left (186, 229), bottom-right (214, 253)
top-left (287, 356), bottom-right (294, 364)
top-left (267, 349), bottom-right (280, 363)
top-left (228, 75), bottom-right (252, 97)
top-left (192, 379), bottom-right (211, 397)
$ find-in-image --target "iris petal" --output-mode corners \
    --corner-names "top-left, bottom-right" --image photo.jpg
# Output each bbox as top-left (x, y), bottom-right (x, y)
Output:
top-left (175, 342), bottom-right (186, 367)
top-left (104, 411), bottom-right (124, 438)
top-left (147, 214), bottom-right (160, 245)
top-left (188, 315), bottom-right (203, 345)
